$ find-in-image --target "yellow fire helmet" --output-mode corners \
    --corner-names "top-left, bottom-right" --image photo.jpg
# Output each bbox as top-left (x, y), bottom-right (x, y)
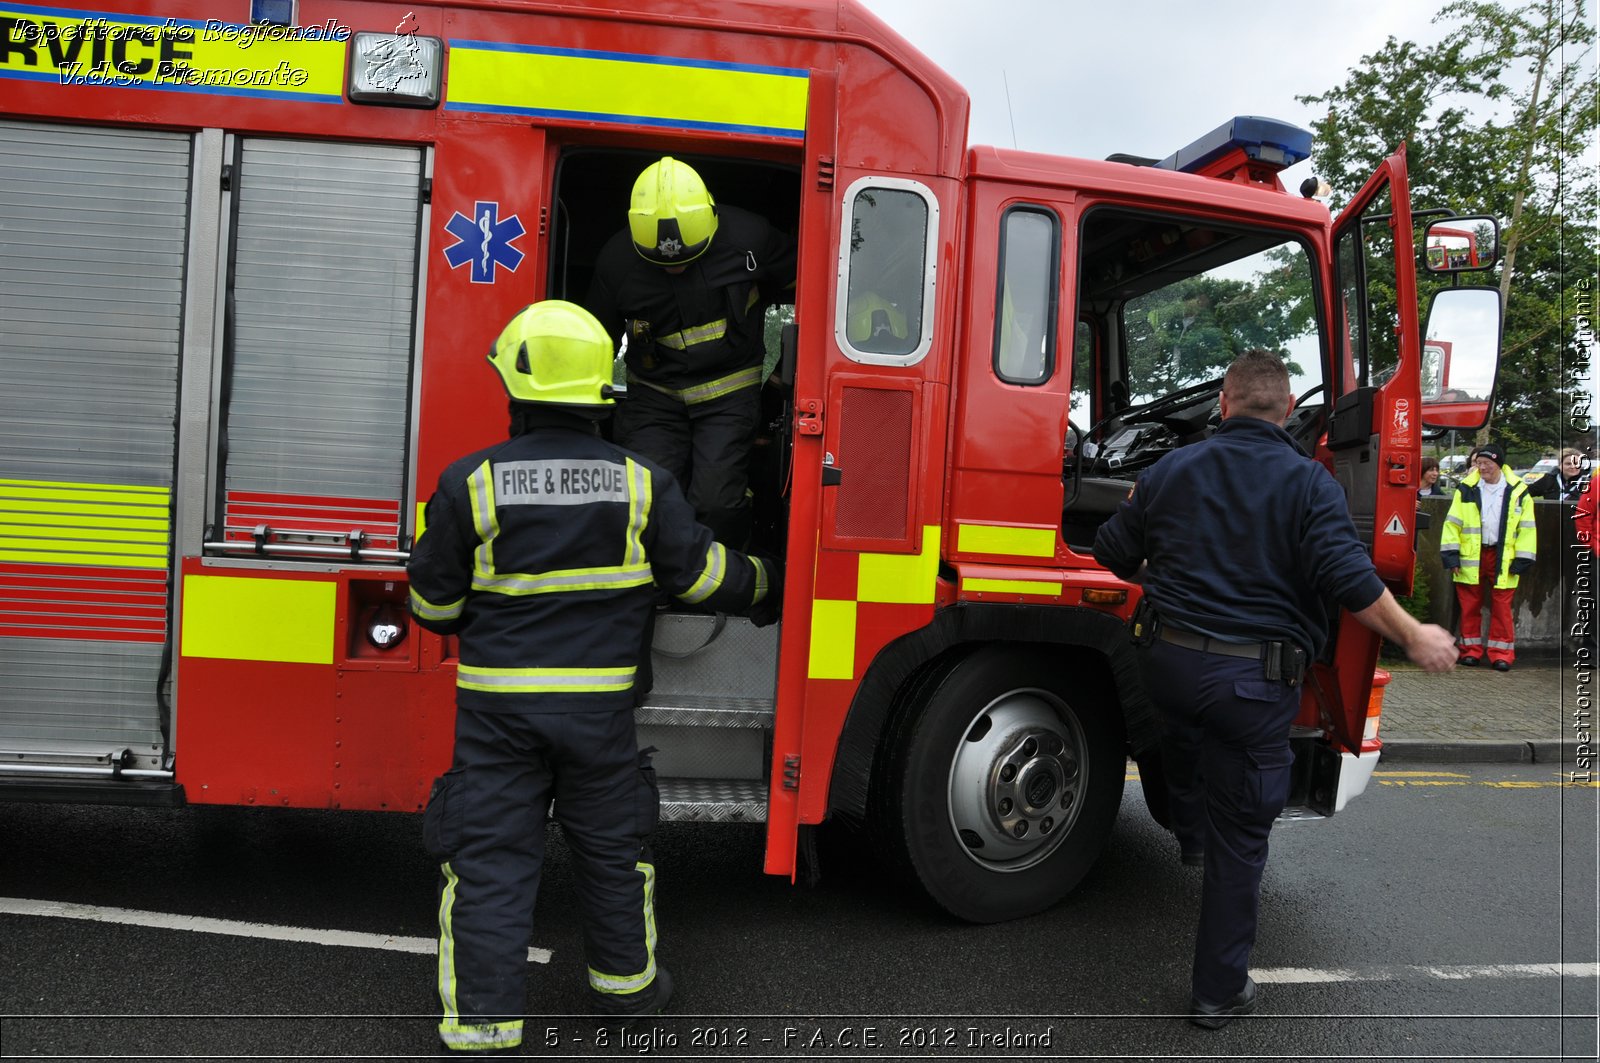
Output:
top-left (487, 300), bottom-right (615, 408)
top-left (628, 156), bottom-right (718, 265)
top-left (846, 291), bottom-right (910, 346)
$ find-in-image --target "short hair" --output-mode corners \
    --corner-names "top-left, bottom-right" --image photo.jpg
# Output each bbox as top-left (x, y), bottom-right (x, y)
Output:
top-left (1561, 447), bottom-right (1584, 464)
top-left (1420, 456), bottom-right (1439, 475)
top-left (1223, 349), bottom-right (1291, 420)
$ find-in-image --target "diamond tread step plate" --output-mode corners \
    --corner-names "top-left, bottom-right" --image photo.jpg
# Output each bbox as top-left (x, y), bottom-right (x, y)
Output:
top-left (634, 696), bottom-right (773, 728)
top-left (657, 777), bottom-right (767, 823)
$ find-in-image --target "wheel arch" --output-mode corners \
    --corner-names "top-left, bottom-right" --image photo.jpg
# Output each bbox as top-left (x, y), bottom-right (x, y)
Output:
top-left (826, 602), bottom-right (1158, 823)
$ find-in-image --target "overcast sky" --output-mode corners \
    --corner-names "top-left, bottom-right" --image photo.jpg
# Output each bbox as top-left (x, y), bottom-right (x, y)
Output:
top-left (856, 0), bottom-right (1452, 189)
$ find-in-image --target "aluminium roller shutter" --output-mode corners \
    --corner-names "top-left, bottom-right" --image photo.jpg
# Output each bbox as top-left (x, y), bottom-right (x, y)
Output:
top-left (0, 120), bottom-right (189, 770)
top-left (215, 138), bottom-right (423, 554)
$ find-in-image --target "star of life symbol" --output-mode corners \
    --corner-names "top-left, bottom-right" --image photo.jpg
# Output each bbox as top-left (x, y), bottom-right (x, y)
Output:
top-left (444, 201), bottom-right (526, 284)
top-left (657, 236), bottom-right (684, 258)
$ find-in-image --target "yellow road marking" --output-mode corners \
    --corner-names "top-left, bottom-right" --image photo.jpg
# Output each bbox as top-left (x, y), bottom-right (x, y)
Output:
top-left (1379, 778), bottom-right (1598, 789)
top-left (1373, 770), bottom-right (1470, 778)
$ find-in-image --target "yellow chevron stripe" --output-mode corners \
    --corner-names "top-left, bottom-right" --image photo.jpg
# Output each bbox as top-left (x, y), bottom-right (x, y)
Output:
top-left (956, 522), bottom-right (1056, 558)
top-left (446, 41), bottom-right (808, 138)
top-left (181, 575), bottom-right (334, 665)
top-left (960, 577), bottom-right (1063, 597)
top-left (0, 479), bottom-right (172, 568)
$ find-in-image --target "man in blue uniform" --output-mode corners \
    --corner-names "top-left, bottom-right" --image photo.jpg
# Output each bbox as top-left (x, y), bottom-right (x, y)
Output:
top-left (1093, 350), bottom-right (1457, 1028)
top-left (408, 301), bottom-right (781, 1054)
top-left (585, 156), bottom-right (796, 548)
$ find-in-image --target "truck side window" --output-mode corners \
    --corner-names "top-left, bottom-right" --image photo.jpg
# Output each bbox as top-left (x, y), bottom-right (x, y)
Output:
top-left (837, 179), bottom-right (937, 365)
top-left (1333, 185), bottom-right (1399, 389)
top-left (993, 206), bottom-right (1059, 385)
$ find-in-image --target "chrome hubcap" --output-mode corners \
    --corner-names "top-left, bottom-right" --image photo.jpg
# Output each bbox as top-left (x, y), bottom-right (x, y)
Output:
top-left (946, 689), bottom-right (1087, 872)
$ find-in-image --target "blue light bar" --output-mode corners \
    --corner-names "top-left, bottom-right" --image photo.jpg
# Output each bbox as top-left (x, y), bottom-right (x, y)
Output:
top-left (1155, 116), bottom-right (1313, 174)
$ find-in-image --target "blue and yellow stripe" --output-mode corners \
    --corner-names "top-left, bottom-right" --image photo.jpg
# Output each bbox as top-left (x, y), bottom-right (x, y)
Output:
top-left (0, 3), bottom-right (346, 103)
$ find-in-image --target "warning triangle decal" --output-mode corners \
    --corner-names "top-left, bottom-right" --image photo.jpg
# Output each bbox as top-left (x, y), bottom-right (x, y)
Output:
top-left (1383, 514), bottom-right (1407, 536)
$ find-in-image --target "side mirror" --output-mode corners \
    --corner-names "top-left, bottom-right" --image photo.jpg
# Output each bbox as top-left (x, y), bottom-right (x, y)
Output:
top-left (1420, 286), bottom-right (1502, 431)
top-left (1422, 215), bottom-right (1499, 273)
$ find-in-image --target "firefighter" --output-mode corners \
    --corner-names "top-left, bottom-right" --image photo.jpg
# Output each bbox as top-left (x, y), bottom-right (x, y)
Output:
top-left (585, 155), bottom-right (796, 548)
top-left (408, 300), bottom-right (781, 1054)
top-left (1440, 443), bottom-right (1537, 670)
top-left (1092, 350), bottom-right (1457, 1029)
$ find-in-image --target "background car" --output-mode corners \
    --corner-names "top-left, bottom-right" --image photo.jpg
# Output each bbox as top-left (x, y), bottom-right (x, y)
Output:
top-left (1520, 456), bottom-right (1559, 485)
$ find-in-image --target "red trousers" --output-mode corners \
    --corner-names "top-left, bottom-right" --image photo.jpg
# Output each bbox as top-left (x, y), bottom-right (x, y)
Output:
top-left (1456, 546), bottom-right (1517, 665)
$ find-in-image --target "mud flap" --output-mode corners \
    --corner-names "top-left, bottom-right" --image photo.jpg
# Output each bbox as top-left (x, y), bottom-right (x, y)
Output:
top-left (1307, 742), bottom-right (1343, 817)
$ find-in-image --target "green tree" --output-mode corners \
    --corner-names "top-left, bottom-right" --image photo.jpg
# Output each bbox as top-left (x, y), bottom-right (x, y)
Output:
top-left (1299, 0), bottom-right (1597, 452)
top-left (1123, 252), bottom-right (1312, 398)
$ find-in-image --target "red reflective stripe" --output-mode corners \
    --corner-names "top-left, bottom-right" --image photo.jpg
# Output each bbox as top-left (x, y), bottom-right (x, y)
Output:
top-left (0, 562), bottom-right (169, 642)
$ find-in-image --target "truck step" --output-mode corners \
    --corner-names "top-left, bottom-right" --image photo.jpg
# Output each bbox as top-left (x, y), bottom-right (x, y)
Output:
top-left (657, 777), bottom-right (767, 823)
top-left (649, 613), bottom-right (778, 704)
top-left (634, 695), bottom-right (772, 727)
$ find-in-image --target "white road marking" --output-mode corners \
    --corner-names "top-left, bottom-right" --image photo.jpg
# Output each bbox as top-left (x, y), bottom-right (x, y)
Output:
top-left (0, 897), bottom-right (552, 964)
top-left (1256, 962), bottom-right (1599, 984)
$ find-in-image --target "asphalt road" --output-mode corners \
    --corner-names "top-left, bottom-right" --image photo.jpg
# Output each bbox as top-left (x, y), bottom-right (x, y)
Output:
top-left (1, 764), bottom-right (1595, 1061)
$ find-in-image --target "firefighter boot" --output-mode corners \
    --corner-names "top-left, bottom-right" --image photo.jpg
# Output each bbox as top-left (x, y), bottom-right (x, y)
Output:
top-left (593, 965), bottom-right (674, 1029)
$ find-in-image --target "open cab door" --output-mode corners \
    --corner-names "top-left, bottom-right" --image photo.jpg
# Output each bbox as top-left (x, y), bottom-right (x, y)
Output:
top-left (1311, 148), bottom-right (1420, 811)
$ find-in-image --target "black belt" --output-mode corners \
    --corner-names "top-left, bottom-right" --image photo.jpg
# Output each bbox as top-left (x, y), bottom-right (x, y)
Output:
top-left (1155, 625), bottom-right (1306, 686)
top-left (1157, 627), bottom-right (1265, 659)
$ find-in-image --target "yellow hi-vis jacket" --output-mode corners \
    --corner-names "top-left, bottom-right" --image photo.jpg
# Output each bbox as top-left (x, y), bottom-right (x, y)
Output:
top-left (1440, 466), bottom-right (1537, 589)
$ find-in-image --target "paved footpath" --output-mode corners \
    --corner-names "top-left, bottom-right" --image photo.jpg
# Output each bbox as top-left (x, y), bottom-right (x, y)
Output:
top-left (1378, 654), bottom-right (1593, 764)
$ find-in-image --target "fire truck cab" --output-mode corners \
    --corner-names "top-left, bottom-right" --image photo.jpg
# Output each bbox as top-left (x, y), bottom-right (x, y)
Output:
top-left (0, 0), bottom-right (1500, 923)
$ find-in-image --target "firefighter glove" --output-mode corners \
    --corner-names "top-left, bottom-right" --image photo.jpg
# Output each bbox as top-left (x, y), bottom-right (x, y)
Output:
top-left (748, 556), bottom-right (784, 628)
top-left (1508, 557), bottom-right (1534, 576)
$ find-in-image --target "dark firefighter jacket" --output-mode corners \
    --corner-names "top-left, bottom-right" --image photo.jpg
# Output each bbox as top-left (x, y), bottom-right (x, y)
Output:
top-left (407, 419), bottom-right (774, 713)
top-left (585, 204), bottom-right (796, 401)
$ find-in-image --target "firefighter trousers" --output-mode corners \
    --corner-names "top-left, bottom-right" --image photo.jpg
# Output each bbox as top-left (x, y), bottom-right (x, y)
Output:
top-left (614, 381), bottom-right (760, 547)
top-left (425, 705), bottom-right (662, 1052)
top-left (1144, 640), bottom-right (1300, 1008)
top-left (1455, 546), bottom-right (1517, 665)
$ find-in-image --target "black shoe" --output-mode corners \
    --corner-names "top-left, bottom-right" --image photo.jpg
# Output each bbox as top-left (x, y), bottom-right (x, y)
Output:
top-left (1189, 976), bottom-right (1257, 1029)
top-left (1492, 660), bottom-right (1511, 672)
top-left (1181, 849), bottom-right (1205, 867)
top-left (647, 965), bottom-right (674, 1014)
top-left (1459, 655), bottom-right (1481, 666)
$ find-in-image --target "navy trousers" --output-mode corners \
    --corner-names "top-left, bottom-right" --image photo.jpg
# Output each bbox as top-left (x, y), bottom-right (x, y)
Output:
top-left (425, 706), bottom-right (661, 1051)
top-left (614, 382), bottom-right (760, 547)
top-left (1143, 639), bottom-right (1300, 1006)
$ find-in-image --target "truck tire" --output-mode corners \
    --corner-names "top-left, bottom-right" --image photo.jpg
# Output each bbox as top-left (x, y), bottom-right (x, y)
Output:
top-left (883, 645), bottom-right (1123, 923)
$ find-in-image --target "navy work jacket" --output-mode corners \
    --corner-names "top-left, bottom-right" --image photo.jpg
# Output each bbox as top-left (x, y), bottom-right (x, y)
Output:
top-left (1092, 416), bottom-right (1386, 659)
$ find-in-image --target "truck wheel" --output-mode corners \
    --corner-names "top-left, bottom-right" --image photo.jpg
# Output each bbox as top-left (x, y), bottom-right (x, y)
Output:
top-left (885, 646), bottom-right (1123, 923)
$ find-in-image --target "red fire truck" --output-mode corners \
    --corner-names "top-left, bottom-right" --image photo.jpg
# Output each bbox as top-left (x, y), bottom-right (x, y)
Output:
top-left (0, 0), bottom-right (1500, 922)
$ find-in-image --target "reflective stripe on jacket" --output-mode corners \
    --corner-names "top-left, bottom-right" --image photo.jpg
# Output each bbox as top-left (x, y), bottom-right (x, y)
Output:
top-left (407, 419), bottom-right (771, 712)
top-left (1440, 466), bottom-right (1537, 589)
top-left (585, 204), bottom-right (796, 393)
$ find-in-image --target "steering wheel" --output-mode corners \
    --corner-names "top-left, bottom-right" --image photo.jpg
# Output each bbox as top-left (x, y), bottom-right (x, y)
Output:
top-left (1294, 383), bottom-right (1325, 409)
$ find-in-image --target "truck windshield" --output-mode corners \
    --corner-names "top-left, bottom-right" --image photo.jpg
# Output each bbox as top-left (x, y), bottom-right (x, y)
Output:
top-left (1070, 208), bottom-right (1323, 478)
top-left (1116, 232), bottom-right (1317, 405)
